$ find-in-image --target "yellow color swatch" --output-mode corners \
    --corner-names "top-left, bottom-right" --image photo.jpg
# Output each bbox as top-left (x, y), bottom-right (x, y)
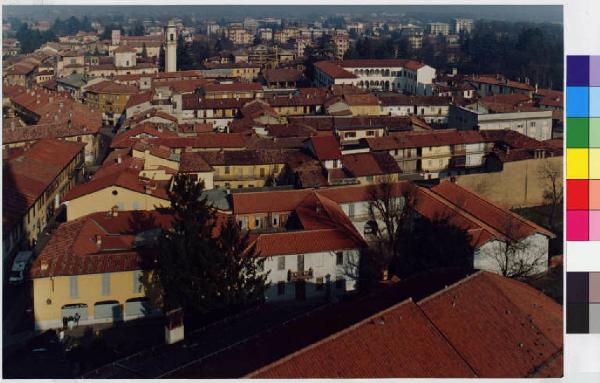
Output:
top-left (567, 148), bottom-right (589, 179)
top-left (590, 149), bottom-right (600, 179)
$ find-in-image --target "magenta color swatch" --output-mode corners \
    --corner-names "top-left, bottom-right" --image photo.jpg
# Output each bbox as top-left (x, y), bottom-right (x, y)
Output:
top-left (590, 211), bottom-right (600, 240)
top-left (591, 56), bottom-right (600, 86)
top-left (567, 210), bottom-right (589, 241)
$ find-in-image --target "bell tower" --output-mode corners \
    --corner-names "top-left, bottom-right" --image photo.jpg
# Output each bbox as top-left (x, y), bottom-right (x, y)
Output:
top-left (164, 20), bottom-right (177, 72)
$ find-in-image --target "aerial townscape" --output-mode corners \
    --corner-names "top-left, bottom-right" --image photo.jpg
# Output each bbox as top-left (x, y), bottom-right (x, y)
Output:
top-left (2, 4), bottom-right (564, 379)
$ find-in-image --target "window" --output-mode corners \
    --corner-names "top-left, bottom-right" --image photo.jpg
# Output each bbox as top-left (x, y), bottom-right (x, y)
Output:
top-left (530, 121), bottom-right (536, 127)
top-left (344, 132), bottom-right (356, 138)
top-left (272, 213), bottom-right (279, 227)
top-left (278, 256), bottom-right (286, 270)
top-left (132, 201), bottom-right (140, 210)
top-left (277, 281), bottom-right (286, 295)
top-left (257, 261), bottom-right (264, 272)
top-left (336, 251), bottom-right (344, 265)
top-left (260, 168), bottom-right (265, 177)
top-left (366, 175), bottom-right (374, 182)
top-left (297, 254), bottom-right (304, 272)
top-left (316, 277), bottom-right (324, 291)
top-left (101, 273), bottom-right (111, 296)
top-left (348, 203), bottom-right (355, 218)
top-left (335, 278), bottom-right (345, 290)
top-left (366, 130), bottom-right (375, 136)
top-left (112, 190), bottom-right (118, 196)
top-left (224, 166), bottom-right (231, 174)
top-left (255, 217), bottom-right (261, 228)
top-left (69, 276), bottom-right (78, 299)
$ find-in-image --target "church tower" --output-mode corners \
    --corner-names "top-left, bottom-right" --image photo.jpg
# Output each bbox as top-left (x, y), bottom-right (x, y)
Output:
top-left (164, 20), bottom-right (177, 72)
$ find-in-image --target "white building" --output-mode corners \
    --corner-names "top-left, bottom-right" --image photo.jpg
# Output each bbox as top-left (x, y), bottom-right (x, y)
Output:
top-left (454, 18), bottom-right (474, 34)
top-left (314, 59), bottom-right (436, 96)
top-left (255, 230), bottom-right (361, 302)
top-left (449, 104), bottom-right (553, 141)
top-left (427, 22), bottom-right (451, 36)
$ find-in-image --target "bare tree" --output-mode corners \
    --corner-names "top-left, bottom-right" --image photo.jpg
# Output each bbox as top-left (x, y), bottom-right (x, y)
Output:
top-left (489, 216), bottom-right (547, 279)
top-left (537, 160), bottom-right (563, 230)
top-left (368, 178), bottom-right (419, 269)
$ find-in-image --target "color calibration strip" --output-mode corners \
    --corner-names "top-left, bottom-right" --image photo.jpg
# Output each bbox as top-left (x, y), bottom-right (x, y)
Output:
top-left (567, 272), bottom-right (600, 333)
top-left (566, 55), bottom-right (600, 241)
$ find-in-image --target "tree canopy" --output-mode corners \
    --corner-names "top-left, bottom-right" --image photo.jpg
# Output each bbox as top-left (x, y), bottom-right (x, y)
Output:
top-left (152, 174), bottom-right (269, 316)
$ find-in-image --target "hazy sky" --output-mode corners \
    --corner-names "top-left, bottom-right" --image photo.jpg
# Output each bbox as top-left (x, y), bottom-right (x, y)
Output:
top-left (3, 5), bottom-right (563, 24)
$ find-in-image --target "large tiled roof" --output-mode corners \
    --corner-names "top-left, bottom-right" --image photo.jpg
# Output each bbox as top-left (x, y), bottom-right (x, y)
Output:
top-left (3, 139), bottom-right (86, 234)
top-left (29, 210), bottom-right (173, 278)
top-left (202, 82), bottom-right (263, 93)
top-left (85, 80), bottom-right (139, 94)
top-left (179, 152), bottom-right (213, 172)
top-left (63, 165), bottom-right (170, 202)
top-left (252, 228), bottom-right (362, 257)
top-left (262, 68), bottom-right (303, 83)
top-left (308, 135), bottom-right (342, 160)
top-left (248, 271), bottom-right (562, 378)
top-left (199, 149), bottom-right (289, 166)
top-left (341, 152), bottom-right (401, 177)
top-left (378, 95), bottom-right (452, 106)
top-left (365, 130), bottom-right (485, 151)
top-left (430, 180), bottom-right (555, 240)
top-left (110, 124), bottom-right (178, 149)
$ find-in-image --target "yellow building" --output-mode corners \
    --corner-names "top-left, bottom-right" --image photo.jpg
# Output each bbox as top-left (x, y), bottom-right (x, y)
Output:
top-left (63, 163), bottom-right (171, 221)
top-left (3, 139), bottom-right (85, 270)
top-left (201, 150), bottom-right (287, 189)
top-left (84, 80), bottom-right (139, 126)
top-left (30, 210), bottom-right (171, 330)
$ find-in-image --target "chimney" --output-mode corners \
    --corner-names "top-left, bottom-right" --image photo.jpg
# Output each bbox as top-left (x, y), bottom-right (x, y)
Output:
top-left (41, 261), bottom-right (49, 271)
top-left (111, 205), bottom-right (119, 217)
top-left (95, 234), bottom-right (102, 247)
top-left (117, 155), bottom-right (122, 164)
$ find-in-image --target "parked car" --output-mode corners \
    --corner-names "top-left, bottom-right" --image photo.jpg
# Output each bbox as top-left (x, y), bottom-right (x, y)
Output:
top-left (9, 250), bottom-right (34, 285)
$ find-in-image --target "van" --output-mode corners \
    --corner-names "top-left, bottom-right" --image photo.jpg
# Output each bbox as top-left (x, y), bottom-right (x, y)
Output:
top-left (9, 251), bottom-right (34, 285)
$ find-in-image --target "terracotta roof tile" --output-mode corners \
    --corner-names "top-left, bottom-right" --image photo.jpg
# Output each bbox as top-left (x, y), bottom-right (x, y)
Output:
top-left (308, 135), bottom-right (342, 160)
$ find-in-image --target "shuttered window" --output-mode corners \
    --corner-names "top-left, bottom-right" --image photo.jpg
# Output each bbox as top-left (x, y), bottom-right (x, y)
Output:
top-left (101, 273), bottom-right (111, 296)
top-left (69, 276), bottom-right (78, 299)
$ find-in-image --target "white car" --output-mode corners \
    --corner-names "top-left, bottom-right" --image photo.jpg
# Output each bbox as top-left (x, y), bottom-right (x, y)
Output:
top-left (9, 251), bottom-right (33, 285)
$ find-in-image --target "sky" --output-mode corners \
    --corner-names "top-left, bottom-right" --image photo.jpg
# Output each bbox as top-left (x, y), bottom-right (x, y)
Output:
top-left (3, 5), bottom-right (563, 24)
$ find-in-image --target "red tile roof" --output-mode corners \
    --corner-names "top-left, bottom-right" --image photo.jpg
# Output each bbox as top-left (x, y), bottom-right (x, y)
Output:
top-left (63, 166), bottom-right (170, 202)
top-left (314, 61), bottom-right (357, 79)
top-left (262, 68), bottom-right (303, 83)
top-left (341, 152), bottom-right (401, 176)
top-left (418, 272), bottom-right (562, 378)
top-left (85, 80), bottom-right (139, 94)
top-left (124, 90), bottom-right (153, 109)
top-left (338, 59), bottom-right (427, 70)
top-left (202, 82), bottom-right (263, 93)
top-left (366, 130), bottom-right (485, 151)
top-left (179, 152), bottom-right (213, 172)
top-left (430, 181), bottom-right (555, 240)
top-left (252, 228), bottom-right (362, 257)
top-left (29, 210), bottom-right (173, 278)
top-left (110, 124), bottom-right (178, 149)
top-left (3, 139), bottom-right (85, 234)
top-left (308, 135), bottom-right (342, 160)
top-left (248, 271), bottom-right (562, 378)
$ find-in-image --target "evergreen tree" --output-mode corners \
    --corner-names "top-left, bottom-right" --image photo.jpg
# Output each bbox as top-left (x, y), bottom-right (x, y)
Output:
top-left (176, 34), bottom-right (195, 70)
top-left (154, 174), bottom-right (268, 315)
top-left (158, 45), bottom-right (165, 72)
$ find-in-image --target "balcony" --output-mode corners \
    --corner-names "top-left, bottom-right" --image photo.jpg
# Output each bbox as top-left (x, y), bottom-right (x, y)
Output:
top-left (287, 268), bottom-right (314, 282)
